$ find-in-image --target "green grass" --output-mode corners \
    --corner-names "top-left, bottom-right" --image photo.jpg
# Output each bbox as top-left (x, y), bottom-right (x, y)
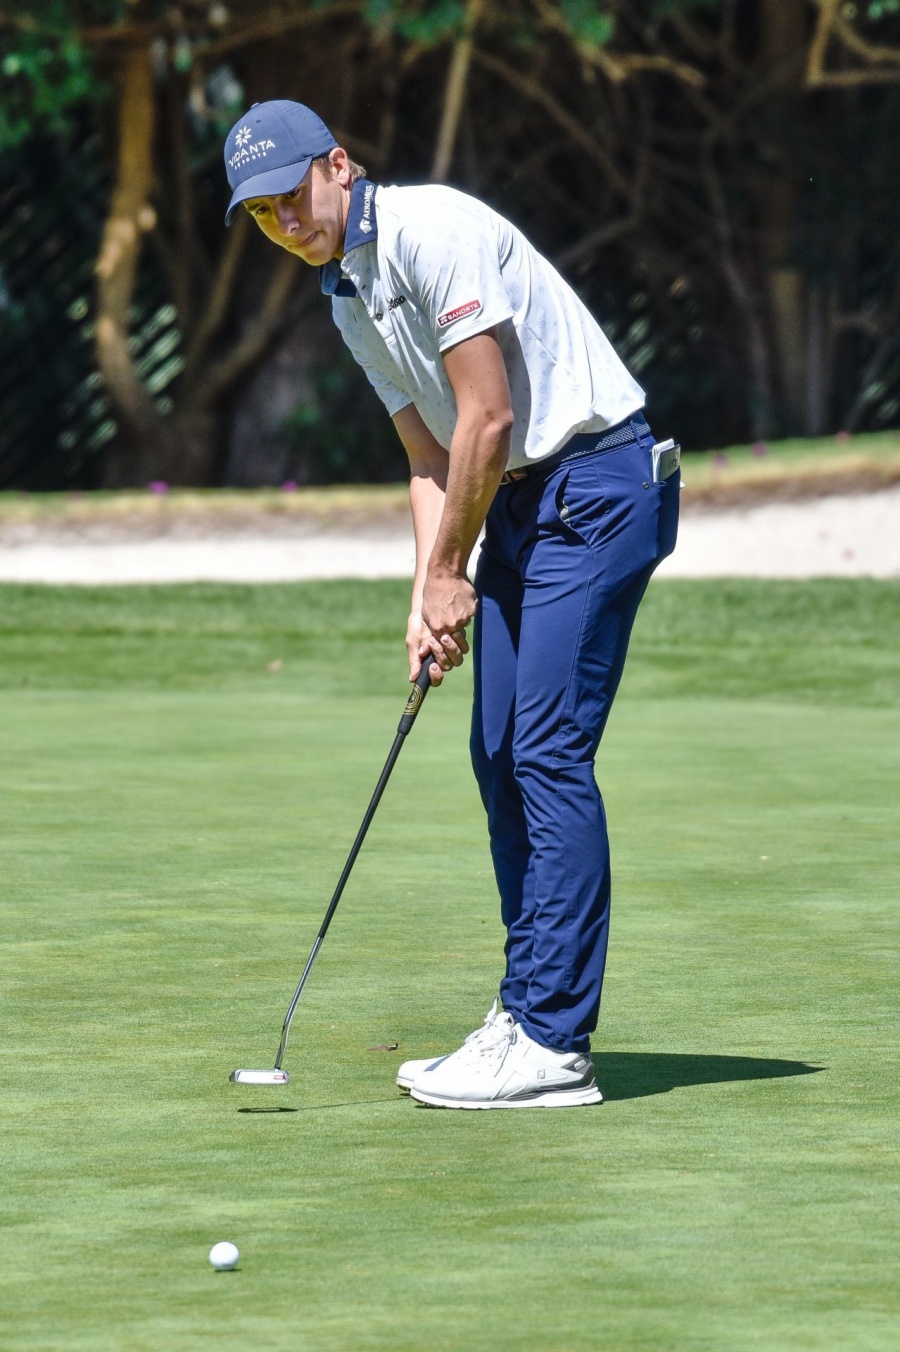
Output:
top-left (0, 483), bottom-right (411, 525)
top-left (1, 580), bottom-right (898, 1351)
top-left (703, 428), bottom-right (900, 466)
top-left (0, 426), bottom-right (898, 527)
top-left (683, 427), bottom-right (900, 491)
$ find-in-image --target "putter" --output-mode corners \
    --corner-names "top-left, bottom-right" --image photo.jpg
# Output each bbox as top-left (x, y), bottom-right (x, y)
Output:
top-left (231, 658), bottom-right (437, 1086)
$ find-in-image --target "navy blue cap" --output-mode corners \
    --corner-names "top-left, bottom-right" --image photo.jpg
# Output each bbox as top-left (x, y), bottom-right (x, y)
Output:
top-left (223, 100), bottom-right (338, 224)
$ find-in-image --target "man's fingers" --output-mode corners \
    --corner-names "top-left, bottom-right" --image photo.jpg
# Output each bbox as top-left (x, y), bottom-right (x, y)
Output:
top-left (408, 611), bottom-right (455, 685)
top-left (418, 648), bottom-right (447, 685)
top-left (410, 613), bottom-right (469, 687)
top-left (408, 650), bottom-right (447, 681)
top-left (420, 641), bottom-right (451, 672)
top-left (439, 629), bottom-right (470, 666)
top-left (406, 636), bottom-right (423, 681)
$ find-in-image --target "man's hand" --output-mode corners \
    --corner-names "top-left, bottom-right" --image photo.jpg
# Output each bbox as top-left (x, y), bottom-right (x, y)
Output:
top-left (423, 562), bottom-right (476, 635)
top-left (408, 578), bottom-right (473, 687)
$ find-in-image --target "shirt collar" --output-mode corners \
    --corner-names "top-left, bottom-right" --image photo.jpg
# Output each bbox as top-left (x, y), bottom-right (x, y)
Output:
top-left (319, 178), bottom-right (379, 298)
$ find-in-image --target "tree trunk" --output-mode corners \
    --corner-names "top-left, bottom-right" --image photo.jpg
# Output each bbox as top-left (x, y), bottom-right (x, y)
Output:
top-left (431, 0), bottom-right (485, 181)
top-left (160, 403), bottom-right (221, 487)
top-left (758, 0), bottom-right (810, 434)
top-left (804, 283), bottom-right (836, 435)
top-left (96, 40), bottom-right (167, 484)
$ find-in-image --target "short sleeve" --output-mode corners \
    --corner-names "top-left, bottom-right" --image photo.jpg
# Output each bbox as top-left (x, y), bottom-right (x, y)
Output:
top-left (332, 299), bottom-right (412, 418)
top-left (398, 200), bottom-right (514, 352)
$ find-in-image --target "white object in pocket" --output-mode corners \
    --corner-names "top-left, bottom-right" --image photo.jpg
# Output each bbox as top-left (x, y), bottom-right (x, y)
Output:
top-left (652, 439), bottom-right (681, 483)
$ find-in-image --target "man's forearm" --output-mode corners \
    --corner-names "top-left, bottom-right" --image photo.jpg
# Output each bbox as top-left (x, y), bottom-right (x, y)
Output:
top-left (392, 401), bottom-right (450, 605)
top-left (409, 471), bottom-right (446, 607)
top-left (395, 330), bottom-right (513, 653)
top-left (429, 409), bottom-right (511, 577)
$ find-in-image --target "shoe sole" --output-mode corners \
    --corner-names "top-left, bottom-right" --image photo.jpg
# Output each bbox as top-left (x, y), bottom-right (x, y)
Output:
top-left (409, 1084), bottom-right (603, 1109)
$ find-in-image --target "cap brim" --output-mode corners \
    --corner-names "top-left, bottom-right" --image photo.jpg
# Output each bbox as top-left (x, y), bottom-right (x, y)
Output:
top-left (225, 157), bottom-right (313, 225)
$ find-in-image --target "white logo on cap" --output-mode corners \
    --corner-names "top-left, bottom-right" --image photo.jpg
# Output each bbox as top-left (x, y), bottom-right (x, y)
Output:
top-left (228, 137), bottom-right (277, 171)
top-left (235, 126), bottom-right (253, 147)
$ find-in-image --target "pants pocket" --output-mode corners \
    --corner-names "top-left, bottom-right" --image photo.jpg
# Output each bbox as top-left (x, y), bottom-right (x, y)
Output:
top-left (655, 472), bottom-right (680, 560)
top-left (548, 466), bottom-right (606, 548)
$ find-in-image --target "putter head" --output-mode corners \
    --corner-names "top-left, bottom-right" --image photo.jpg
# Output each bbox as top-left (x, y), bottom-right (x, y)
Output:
top-left (230, 1068), bottom-right (290, 1086)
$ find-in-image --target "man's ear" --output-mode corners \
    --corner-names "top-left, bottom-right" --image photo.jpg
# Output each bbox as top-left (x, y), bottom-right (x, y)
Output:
top-left (331, 146), bottom-right (353, 188)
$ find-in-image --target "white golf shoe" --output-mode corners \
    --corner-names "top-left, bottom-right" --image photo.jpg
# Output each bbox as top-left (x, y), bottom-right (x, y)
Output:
top-left (409, 1021), bottom-right (602, 1109)
top-left (395, 999), bottom-right (508, 1091)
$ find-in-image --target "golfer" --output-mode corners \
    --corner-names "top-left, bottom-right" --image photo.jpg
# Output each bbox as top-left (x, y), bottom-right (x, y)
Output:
top-left (224, 101), bottom-right (679, 1109)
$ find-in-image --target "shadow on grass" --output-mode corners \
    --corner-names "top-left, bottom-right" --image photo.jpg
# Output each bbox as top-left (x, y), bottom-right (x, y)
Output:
top-left (237, 1097), bottom-right (402, 1114)
top-left (237, 1106), bottom-right (299, 1113)
top-left (595, 1052), bottom-right (824, 1101)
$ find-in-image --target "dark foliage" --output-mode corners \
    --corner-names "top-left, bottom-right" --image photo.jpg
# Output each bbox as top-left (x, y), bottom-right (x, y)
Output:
top-left (1, 1), bottom-right (900, 487)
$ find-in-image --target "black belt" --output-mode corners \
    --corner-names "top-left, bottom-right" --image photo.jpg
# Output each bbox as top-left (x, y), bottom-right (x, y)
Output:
top-left (500, 412), bottom-right (648, 486)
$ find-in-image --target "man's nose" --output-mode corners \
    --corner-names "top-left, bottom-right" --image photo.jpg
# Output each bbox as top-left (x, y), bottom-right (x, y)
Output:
top-left (275, 203), bottom-right (304, 235)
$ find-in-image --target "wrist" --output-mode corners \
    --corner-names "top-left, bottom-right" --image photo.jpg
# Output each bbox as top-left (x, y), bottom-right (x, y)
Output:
top-left (426, 554), bottom-right (465, 581)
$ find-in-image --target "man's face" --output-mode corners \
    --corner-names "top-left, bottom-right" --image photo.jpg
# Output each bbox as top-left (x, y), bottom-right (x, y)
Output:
top-left (243, 149), bottom-right (351, 264)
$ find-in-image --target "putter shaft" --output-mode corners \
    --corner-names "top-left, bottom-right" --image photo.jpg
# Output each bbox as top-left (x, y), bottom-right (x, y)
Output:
top-left (271, 661), bottom-right (436, 1071)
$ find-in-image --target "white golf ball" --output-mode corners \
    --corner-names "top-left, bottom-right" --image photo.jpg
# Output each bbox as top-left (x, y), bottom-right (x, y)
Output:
top-left (209, 1241), bottom-right (240, 1271)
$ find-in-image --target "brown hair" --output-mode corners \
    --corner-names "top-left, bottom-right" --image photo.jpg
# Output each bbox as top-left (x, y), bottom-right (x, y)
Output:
top-left (313, 151), bottom-right (368, 183)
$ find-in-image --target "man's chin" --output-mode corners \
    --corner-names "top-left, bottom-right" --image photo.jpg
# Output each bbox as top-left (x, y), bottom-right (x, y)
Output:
top-left (287, 237), bottom-right (333, 266)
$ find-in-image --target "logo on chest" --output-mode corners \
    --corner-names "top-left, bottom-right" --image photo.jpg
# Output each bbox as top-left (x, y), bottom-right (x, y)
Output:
top-left (373, 294), bottom-right (407, 322)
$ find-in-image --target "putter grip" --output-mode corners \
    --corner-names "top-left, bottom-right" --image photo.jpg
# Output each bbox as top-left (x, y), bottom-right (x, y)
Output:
top-left (398, 659), bottom-right (435, 734)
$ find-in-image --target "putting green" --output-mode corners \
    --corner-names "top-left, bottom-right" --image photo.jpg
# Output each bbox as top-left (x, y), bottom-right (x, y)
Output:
top-left (0, 580), bottom-right (897, 1351)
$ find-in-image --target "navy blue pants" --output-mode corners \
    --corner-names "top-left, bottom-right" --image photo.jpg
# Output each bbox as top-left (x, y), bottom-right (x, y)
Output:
top-left (470, 415), bottom-right (679, 1053)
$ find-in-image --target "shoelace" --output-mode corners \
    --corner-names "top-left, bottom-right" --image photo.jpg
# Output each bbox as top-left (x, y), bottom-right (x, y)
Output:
top-left (459, 1006), bottom-right (517, 1063)
top-left (462, 999), bottom-right (500, 1047)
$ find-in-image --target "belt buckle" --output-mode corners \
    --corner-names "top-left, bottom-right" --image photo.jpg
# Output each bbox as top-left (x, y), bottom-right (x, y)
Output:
top-left (501, 466), bottom-right (529, 485)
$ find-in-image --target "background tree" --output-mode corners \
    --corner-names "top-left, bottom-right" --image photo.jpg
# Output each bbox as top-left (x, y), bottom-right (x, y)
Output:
top-left (1, 0), bottom-right (899, 488)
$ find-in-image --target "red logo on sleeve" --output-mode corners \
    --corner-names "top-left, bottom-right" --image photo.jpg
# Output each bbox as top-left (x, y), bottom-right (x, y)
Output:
top-left (437, 299), bottom-right (482, 328)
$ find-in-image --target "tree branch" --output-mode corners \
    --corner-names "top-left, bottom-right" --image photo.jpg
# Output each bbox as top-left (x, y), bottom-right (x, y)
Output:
top-left (182, 209), bottom-right (252, 382)
top-left (665, 10), bottom-right (746, 78)
top-left (0, 2), bottom-right (363, 48)
top-left (807, 0), bottom-right (900, 87)
top-left (835, 15), bottom-right (900, 66)
top-left (808, 68), bottom-right (900, 86)
top-left (95, 40), bottom-right (165, 460)
top-left (553, 214), bottom-right (639, 272)
top-left (609, 53), bottom-right (706, 87)
top-left (200, 3), bottom-right (362, 59)
top-left (530, 0), bottom-right (705, 87)
top-left (195, 252), bottom-right (309, 407)
top-left (699, 141), bottom-right (774, 439)
top-left (431, 0), bottom-right (485, 181)
top-left (471, 49), bottom-right (631, 199)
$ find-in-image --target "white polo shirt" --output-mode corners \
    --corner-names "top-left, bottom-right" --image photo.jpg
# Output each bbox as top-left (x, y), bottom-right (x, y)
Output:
top-left (322, 181), bottom-right (644, 470)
